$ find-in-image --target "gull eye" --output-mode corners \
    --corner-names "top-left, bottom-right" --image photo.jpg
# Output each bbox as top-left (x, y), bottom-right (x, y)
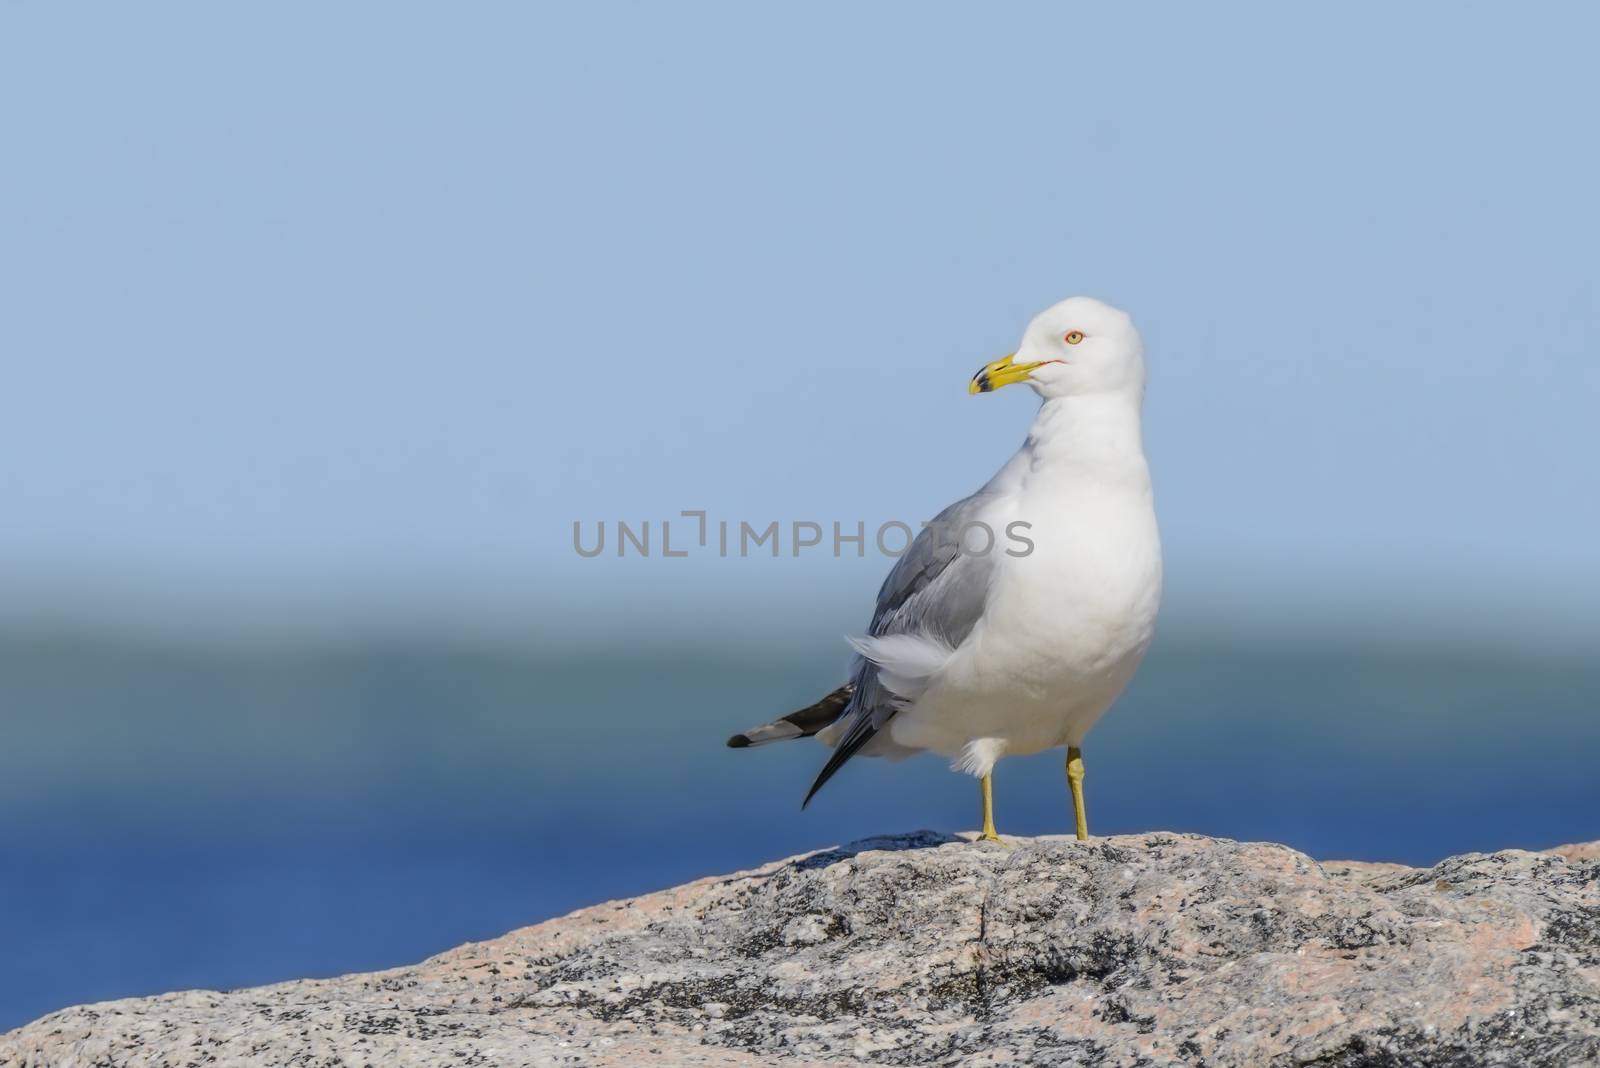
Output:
top-left (1064, 330), bottom-right (1085, 345)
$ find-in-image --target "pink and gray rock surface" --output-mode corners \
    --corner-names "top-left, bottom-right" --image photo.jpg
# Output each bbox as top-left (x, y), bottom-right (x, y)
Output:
top-left (4, 831), bottom-right (1599, 1067)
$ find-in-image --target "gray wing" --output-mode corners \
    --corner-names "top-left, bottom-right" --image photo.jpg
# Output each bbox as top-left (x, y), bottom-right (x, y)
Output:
top-left (803, 490), bottom-right (999, 805)
top-left (868, 492), bottom-right (998, 646)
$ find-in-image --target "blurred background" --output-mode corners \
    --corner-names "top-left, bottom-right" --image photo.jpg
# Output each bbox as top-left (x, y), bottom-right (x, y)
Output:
top-left (2, 0), bottom-right (1598, 1032)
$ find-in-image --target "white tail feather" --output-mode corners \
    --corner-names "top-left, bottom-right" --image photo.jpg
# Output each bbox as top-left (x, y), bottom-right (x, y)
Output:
top-left (845, 632), bottom-right (954, 703)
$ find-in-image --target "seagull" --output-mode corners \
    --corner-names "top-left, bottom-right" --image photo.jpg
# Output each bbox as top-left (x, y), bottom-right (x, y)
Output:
top-left (728, 297), bottom-right (1161, 842)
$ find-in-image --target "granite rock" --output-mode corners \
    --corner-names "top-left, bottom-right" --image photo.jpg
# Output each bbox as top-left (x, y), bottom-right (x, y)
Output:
top-left (4, 832), bottom-right (1600, 1067)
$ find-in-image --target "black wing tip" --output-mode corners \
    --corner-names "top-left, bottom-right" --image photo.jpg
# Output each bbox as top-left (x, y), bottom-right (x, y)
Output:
top-left (801, 726), bottom-right (874, 809)
top-left (801, 764), bottom-right (834, 809)
top-left (726, 734), bottom-right (751, 749)
top-left (800, 776), bottom-right (824, 809)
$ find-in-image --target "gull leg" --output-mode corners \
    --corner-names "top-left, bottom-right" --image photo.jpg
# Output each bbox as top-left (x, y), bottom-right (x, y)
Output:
top-left (978, 774), bottom-right (1003, 843)
top-left (1066, 746), bottom-right (1088, 840)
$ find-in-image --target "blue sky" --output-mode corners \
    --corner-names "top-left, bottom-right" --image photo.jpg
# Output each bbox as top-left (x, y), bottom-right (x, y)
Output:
top-left (2, 3), bottom-right (1597, 641)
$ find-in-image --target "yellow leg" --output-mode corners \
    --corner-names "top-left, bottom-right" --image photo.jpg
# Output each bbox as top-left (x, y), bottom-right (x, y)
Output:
top-left (978, 773), bottom-right (1002, 842)
top-left (1066, 746), bottom-right (1088, 840)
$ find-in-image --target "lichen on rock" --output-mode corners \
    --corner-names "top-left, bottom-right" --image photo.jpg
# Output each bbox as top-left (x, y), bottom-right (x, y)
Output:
top-left (4, 831), bottom-right (1599, 1066)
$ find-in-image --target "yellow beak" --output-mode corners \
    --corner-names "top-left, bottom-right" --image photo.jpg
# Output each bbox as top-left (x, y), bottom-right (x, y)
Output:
top-left (969, 354), bottom-right (1046, 394)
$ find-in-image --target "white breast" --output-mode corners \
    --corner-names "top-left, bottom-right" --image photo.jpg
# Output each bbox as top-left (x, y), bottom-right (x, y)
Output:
top-left (886, 393), bottom-right (1163, 769)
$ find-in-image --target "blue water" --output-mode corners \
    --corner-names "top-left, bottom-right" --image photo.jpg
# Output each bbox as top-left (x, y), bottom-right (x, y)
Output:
top-left (2, 629), bottom-right (1598, 1030)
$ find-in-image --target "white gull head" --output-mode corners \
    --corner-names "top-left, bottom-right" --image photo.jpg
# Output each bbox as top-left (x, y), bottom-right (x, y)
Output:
top-left (971, 296), bottom-right (1144, 401)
